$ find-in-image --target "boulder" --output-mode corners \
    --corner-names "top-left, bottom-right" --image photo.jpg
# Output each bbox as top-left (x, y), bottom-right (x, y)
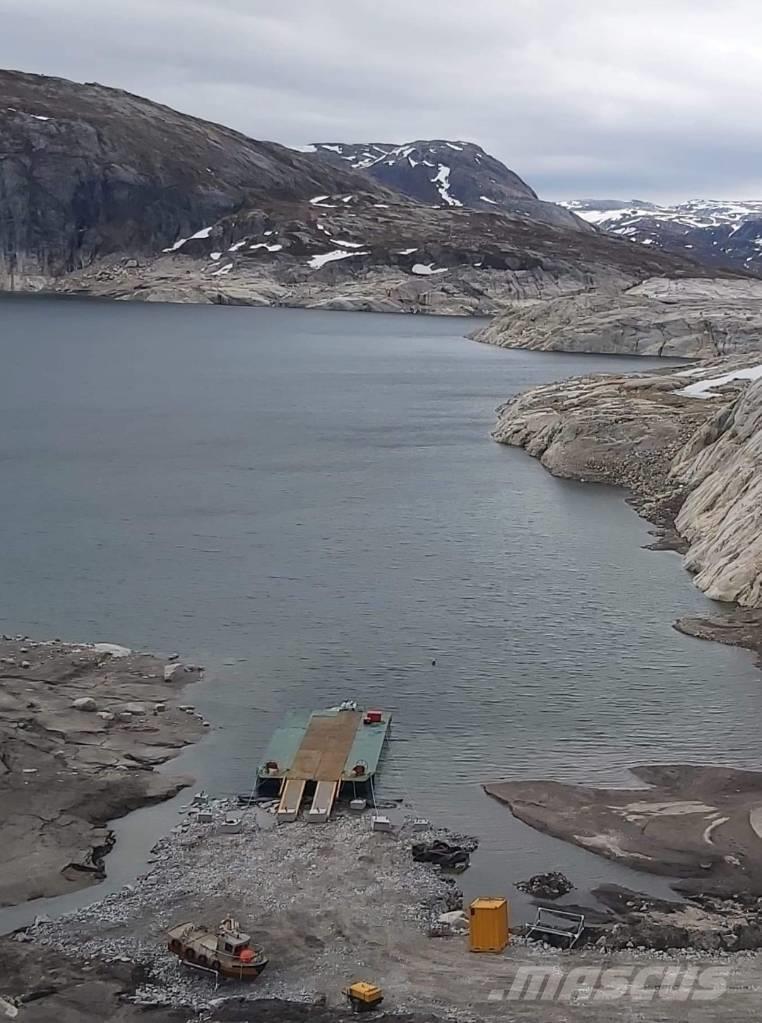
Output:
top-left (71, 697), bottom-right (97, 712)
top-left (122, 702), bottom-right (146, 716)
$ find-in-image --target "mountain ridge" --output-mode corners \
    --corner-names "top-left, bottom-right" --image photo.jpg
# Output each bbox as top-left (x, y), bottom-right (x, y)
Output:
top-left (562, 198), bottom-right (762, 276)
top-left (0, 68), bottom-right (739, 322)
top-left (301, 139), bottom-right (589, 231)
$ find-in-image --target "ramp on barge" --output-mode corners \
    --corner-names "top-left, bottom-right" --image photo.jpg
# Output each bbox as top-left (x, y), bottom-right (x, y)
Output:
top-left (258, 707), bottom-right (391, 822)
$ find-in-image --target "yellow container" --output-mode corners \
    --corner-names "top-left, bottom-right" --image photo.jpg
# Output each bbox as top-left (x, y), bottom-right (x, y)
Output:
top-left (469, 897), bottom-right (509, 952)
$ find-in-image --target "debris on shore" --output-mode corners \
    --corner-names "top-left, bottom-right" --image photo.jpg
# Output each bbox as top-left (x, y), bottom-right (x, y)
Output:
top-left (516, 872), bottom-right (575, 900)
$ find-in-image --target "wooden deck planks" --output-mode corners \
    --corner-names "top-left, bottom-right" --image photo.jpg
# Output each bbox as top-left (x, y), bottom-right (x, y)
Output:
top-left (288, 711), bottom-right (361, 781)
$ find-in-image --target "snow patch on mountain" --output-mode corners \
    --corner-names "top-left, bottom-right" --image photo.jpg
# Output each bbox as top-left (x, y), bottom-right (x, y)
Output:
top-left (162, 225), bottom-right (213, 252)
top-left (562, 198), bottom-right (762, 274)
top-left (412, 262), bottom-right (448, 275)
top-left (308, 249), bottom-right (369, 269)
top-left (432, 165), bottom-right (462, 207)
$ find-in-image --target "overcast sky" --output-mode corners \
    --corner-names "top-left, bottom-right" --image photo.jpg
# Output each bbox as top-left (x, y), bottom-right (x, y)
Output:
top-left (2, 0), bottom-right (761, 202)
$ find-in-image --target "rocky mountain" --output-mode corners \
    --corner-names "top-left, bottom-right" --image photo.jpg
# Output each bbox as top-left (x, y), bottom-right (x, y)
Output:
top-left (0, 68), bottom-right (380, 288)
top-left (55, 191), bottom-right (706, 315)
top-left (0, 69), bottom-right (733, 316)
top-left (300, 140), bottom-right (588, 231)
top-left (562, 198), bottom-right (762, 276)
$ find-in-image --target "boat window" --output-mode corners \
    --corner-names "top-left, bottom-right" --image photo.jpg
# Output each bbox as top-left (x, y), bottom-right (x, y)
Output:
top-left (224, 942), bottom-right (233, 953)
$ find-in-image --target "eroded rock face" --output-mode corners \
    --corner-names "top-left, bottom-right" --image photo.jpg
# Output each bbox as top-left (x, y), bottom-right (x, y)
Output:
top-left (474, 277), bottom-right (762, 357)
top-left (672, 380), bottom-right (762, 606)
top-left (493, 356), bottom-right (762, 612)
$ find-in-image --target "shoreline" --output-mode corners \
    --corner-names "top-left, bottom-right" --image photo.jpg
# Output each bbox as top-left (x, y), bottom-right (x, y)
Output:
top-left (492, 356), bottom-right (762, 669)
top-left (0, 636), bottom-right (205, 916)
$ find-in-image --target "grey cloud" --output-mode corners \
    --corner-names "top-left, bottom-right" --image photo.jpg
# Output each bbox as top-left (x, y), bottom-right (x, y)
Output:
top-left (1, 0), bottom-right (761, 201)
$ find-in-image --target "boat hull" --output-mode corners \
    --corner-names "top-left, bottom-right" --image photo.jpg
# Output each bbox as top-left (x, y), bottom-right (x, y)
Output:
top-left (168, 944), bottom-right (268, 980)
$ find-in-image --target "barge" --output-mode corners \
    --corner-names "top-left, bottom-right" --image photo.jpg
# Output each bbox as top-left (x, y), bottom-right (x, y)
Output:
top-left (257, 703), bottom-right (391, 823)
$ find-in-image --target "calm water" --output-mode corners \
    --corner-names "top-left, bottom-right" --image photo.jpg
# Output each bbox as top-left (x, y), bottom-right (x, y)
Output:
top-left (1, 296), bottom-right (760, 928)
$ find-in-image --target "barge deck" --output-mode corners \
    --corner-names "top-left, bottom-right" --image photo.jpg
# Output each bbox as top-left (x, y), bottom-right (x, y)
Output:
top-left (257, 706), bottom-right (391, 822)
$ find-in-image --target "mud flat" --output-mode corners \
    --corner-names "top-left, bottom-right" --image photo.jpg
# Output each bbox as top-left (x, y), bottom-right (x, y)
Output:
top-left (0, 636), bottom-right (204, 908)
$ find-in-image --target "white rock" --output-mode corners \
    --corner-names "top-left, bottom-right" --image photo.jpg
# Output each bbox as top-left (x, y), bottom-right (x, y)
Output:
top-left (123, 702), bottom-right (146, 715)
top-left (71, 697), bottom-right (97, 712)
top-left (438, 910), bottom-right (467, 925)
top-left (93, 643), bottom-right (132, 658)
top-left (0, 996), bottom-right (18, 1018)
top-left (163, 664), bottom-right (180, 681)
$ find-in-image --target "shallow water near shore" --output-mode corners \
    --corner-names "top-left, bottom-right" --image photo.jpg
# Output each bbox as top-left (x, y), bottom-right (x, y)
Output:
top-left (1, 297), bottom-right (760, 930)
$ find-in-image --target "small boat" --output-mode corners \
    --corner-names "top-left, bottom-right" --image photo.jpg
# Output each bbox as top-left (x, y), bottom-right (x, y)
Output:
top-left (166, 916), bottom-right (268, 980)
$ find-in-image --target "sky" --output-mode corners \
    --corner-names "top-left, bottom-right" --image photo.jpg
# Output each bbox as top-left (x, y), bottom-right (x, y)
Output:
top-left (1, 0), bottom-right (761, 202)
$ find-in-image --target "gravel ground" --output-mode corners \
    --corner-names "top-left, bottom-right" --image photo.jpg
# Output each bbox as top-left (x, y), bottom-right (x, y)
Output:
top-left (17, 797), bottom-right (762, 1021)
top-left (26, 798), bottom-right (464, 1011)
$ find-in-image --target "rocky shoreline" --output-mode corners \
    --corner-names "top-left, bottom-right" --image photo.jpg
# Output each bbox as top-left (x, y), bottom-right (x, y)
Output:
top-left (492, 355), bottom-right (762, 662)
top-left (0, 637), bottom-right (204, 909)
top-left (474, 277), bottom-right (762, 358)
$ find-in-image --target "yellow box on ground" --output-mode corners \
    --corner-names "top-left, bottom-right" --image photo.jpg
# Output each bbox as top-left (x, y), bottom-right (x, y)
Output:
top-left (469, 897), bottom-right (509, 952)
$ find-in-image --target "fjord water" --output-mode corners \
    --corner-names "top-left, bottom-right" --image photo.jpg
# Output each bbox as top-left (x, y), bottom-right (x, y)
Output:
top-left (1, 296), bottom-right (760, 915)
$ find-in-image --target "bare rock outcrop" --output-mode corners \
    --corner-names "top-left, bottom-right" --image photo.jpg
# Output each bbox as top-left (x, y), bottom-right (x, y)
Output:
top-left (474, 277), bottom-right (762, 357)
top-left (485, 764), bottom-right (762, 891)
top-left (493, 356), bottom-right (762, 617)
top-left (0, 638), bottom-right (203, 908)
top-left (671, 380), bottom-right (762, 606)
